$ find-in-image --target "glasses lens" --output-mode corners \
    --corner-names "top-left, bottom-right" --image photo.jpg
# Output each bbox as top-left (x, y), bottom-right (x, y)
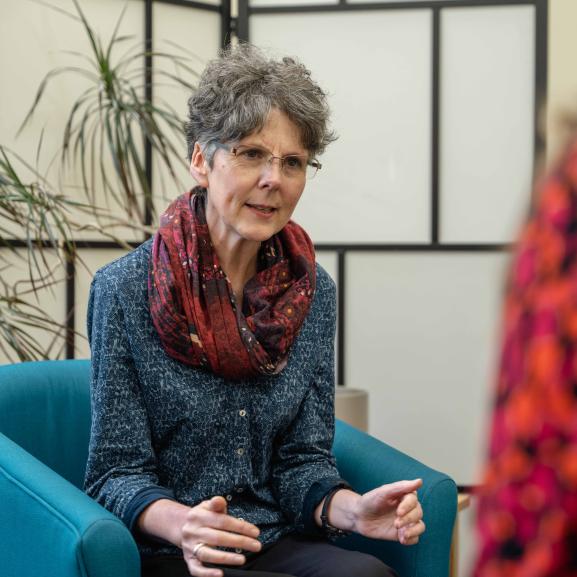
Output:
top-left (233, 146), bottom-right (266, 167)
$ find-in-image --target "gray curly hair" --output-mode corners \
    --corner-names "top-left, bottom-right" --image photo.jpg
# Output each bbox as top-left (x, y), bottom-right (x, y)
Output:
top-left (185, 44), bottom-right (336, 165)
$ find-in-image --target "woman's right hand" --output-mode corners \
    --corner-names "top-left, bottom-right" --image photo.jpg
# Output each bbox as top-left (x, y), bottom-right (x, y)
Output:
top-left (181, 496), bottom-right (262, 577)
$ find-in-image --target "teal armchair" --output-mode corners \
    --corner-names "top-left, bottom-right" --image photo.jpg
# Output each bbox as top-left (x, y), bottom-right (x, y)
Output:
top-left (0, 360), bottom-right (457, 577)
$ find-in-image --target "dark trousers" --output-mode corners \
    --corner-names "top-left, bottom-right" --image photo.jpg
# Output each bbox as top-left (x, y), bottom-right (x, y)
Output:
top-left (141, 534), bottom-right (398, 577)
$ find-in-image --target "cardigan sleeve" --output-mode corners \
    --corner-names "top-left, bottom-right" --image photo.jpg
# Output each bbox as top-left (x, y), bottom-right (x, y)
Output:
top-left (83, 271), bottom-right (175, 531)
top-left (270, 275), bottom-right (348, 535)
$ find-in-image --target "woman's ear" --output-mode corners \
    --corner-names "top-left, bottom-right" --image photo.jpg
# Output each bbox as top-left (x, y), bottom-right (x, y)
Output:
top-left (189, 142), bottom-right (209, 187)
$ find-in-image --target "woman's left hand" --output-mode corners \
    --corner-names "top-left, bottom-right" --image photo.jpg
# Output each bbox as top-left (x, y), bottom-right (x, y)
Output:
top-left (353, 479), bottom-right (425, 545)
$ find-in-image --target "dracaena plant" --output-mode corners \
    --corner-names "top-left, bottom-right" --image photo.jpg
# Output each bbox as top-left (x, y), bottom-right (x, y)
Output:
top-left (1, 0), bottom-right (200, 361)
top-left (0, 146), bottom-right (86, 361)
top-left (20, 0), bottom-right (198, 223)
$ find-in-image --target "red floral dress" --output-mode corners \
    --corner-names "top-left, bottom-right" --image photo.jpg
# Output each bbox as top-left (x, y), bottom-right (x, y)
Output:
top-left (475, 140), bottom-right (577, 577)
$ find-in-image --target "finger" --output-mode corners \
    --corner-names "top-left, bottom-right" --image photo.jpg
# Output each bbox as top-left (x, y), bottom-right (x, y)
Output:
top-left (395, 500), bottom-right (423, 527)
top-left (395, 493), bottom-right (420, 518)
top-left (189, 543), bottom-right (247, 567)
top-left (384, 479), bottom-right (423, 499)
top-left (367, 480), bottom-right (423, 509)
top-left (198, 527), bottom-right (262, 553)
top-left (202, 511), bottom-right (260, 539)
top-left (402, 534), bottom-right (420, 546)
top-left (399, 520), bottom-right (426, 545)
top-left (395, 507), bottom-right (422, 529)
top-left (203, 496), bottom-right (228, 514)
top-left (406, 520), bottom-right (426, 539)
top-left (185, 556), bottom-right (224, 577)
top-left (398, 525), bottom-right (411, 546)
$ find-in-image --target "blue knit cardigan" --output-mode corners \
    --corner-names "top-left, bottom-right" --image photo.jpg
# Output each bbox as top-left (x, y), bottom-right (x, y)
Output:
top-left (84, 239), bottom-right (345, 557)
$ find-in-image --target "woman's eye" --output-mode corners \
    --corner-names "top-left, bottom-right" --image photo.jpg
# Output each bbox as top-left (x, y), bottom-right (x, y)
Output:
top-left (240, 148), bottom-right (264, 161)
top-left (284, 156), bottom-right (304, 170)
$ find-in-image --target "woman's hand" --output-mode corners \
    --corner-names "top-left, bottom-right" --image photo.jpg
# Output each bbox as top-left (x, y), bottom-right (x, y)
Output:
top-left (181, 496), bottom-right (262, 577)
top-left (353, 479), bottom-right (425, 545)
top-left (317, 479), bottom-right (425, 545)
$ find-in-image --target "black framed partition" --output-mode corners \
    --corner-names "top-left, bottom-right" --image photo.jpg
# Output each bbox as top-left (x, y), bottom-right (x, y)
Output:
top-left (231, 0), bottom-right (547, 486)
top-left (235, 0), bottom-right (547, 389)
top-left (1, 0), bottom-right (548, 486)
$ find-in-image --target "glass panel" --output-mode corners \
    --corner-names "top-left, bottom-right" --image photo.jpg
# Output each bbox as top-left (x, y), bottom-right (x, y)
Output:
top-left (347, 251), bottom-right (508, 484)
top-left (251, 10), bottom-right (432, 243)
top-left (440, 6), bottom-right (536, 243)
top-left (0, 248), bottom-right (67, 364)
top-left (251, 0), bottom-right (337, 6)
top-left (316, 250), bottom-right (338, 284)
top-left (152, 4), bottom-right (221, 222)
top-left (0, 0), bottom-right (146, 243)
top-left (348, 0), bottom-right (463, 4)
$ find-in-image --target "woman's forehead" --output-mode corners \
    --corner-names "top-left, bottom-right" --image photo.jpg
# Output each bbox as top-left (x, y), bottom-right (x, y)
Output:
top-left (241, 109), bottom-right (307, 154)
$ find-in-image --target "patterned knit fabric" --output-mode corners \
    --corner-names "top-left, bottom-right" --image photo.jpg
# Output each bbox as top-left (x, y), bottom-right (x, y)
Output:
top-left (474, 140), bottom-right (577, 577)
top-left (84, 239), bottom-right (343, 557)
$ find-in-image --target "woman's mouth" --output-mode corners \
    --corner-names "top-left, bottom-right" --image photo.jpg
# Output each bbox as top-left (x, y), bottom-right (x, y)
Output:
top-left (245, 203), bottom-right (277, 216)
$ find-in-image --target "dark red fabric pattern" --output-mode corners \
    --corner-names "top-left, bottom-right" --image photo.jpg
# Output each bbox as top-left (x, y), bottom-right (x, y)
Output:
top-left (148, 188), bottom-right (316, 380)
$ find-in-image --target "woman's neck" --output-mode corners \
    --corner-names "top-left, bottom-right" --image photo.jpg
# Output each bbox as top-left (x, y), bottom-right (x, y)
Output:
top-left (210, 233), bottom-right (260, 304)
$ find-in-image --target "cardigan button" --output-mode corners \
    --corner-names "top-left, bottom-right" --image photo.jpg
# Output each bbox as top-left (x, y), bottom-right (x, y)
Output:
top-left (239, 409), bottom-right (247, 417)
top-left (236, 448), bottom-right (245, 456)
top-left (226, 494), bottom-right (233, 501)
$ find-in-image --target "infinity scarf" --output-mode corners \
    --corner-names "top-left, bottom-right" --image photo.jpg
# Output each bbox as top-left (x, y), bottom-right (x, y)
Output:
top-left (148, 188), bottom-right (316, 381)
top-left (475, 139), bottom-right (577, 577)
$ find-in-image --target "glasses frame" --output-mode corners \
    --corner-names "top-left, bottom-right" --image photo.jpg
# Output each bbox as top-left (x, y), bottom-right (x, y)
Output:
top-left (214, 142), bottom-right (322, 180)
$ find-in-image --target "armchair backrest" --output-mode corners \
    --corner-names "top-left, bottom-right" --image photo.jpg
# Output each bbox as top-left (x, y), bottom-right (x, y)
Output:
top-left (0, 359), bottom-right (91, 488)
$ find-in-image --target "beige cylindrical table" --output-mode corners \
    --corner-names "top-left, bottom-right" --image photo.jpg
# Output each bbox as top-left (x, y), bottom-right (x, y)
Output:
top-left (335, 387), bottom-right (368, 432)
top-left (449, 493), bottom-right (471, 577)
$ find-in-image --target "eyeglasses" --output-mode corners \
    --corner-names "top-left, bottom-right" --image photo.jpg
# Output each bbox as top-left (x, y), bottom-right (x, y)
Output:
top-left (215, 143), bottom-right (322, 180)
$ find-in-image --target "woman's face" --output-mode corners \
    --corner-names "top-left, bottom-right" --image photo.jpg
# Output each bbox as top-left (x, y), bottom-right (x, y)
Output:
top-left (190, 108), bottom-right (308, 247)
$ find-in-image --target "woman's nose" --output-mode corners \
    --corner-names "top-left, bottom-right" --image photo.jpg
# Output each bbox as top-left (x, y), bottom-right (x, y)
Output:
top-left (259, 157), bottom-right (283, 186)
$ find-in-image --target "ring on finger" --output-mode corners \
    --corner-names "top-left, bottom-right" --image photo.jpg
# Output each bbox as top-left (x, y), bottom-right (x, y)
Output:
top-left (192, 542), bottom-right (208, 559)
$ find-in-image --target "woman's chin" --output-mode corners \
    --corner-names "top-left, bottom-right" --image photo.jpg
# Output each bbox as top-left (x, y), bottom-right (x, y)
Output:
top-left (237, 220), bottom-right (287, 243)
top-left (241, 228), bottom-right (280, 243)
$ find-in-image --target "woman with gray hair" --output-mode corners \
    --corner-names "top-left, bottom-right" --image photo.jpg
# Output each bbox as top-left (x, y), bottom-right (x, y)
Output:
top-left (84, 44), bottom-right (425, 577)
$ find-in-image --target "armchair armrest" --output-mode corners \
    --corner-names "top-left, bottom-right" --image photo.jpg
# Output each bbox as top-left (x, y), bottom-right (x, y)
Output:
top-left (333, 419), bottom-right (457, 577)
top-left (0, 433), bottom-right (140, 577)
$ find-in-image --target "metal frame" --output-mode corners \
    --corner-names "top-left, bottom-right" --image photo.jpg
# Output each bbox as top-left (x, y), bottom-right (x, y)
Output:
top-left (2, 0), bottom-right (548, 392)
top-left (238, 0), bottom-right (548, 385)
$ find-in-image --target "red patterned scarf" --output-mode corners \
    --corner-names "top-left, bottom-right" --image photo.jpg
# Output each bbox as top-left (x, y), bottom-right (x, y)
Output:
top-left (148, 188), bottom-right (316, 380)
top-left (475, 140), bottom-right (577, 576)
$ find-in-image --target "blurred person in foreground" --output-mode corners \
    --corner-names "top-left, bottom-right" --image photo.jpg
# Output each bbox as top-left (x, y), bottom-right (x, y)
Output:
top-left (474, 137), bottom-right (577, 576)
top-left (84, 44), bottom-right (425, 577)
